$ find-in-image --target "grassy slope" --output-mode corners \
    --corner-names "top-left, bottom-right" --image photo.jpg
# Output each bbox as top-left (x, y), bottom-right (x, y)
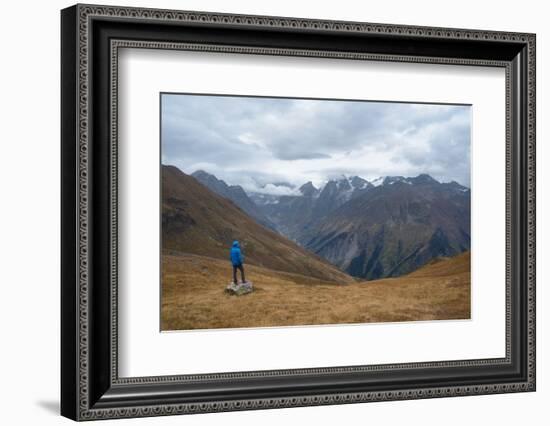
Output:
top-left (161, 251), bottom-right (470, 331)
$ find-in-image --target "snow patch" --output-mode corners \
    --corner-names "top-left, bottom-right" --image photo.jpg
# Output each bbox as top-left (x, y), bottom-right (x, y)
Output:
top-left (371, 177), bottom-right (385, 187)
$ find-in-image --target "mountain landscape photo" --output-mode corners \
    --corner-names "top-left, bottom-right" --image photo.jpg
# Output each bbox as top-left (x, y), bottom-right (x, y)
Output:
top-left (161, 93), bottom-right (472, 331)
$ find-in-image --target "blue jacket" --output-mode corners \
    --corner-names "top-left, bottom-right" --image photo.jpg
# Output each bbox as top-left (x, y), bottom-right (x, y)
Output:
top-left (230, 241), bottom-right (243, 266)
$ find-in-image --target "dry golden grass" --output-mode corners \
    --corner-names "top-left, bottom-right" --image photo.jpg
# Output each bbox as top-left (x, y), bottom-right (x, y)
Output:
top-left (161, 251), bottom-right (470, 331)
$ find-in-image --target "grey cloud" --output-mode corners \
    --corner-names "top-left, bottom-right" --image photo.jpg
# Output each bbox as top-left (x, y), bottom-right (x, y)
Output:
top-left (161, 94), bottom-right (471, 191)
top-left (276, 152), bottom-right (333, 161)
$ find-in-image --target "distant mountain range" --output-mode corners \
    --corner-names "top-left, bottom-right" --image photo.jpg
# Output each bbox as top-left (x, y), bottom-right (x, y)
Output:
top-left (300, 175), bottom-right (470, 279)
top-left (168, 166), bottom-right (470, 280)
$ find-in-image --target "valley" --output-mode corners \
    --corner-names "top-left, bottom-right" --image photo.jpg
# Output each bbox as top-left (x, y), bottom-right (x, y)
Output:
top-left (189, 169), bottom-right (471, 280)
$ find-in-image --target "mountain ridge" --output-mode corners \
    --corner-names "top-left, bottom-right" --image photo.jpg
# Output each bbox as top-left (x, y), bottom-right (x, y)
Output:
top-left (190, 169), bottom-right (277, 230)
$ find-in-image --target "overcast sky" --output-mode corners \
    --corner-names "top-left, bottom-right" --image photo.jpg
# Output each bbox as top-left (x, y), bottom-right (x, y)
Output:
top-left (161, 93), bottom-right (471, 195)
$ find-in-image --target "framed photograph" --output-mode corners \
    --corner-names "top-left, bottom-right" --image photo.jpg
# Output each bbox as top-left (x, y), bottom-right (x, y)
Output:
top-left (61, 4), bottom-right (536, 421)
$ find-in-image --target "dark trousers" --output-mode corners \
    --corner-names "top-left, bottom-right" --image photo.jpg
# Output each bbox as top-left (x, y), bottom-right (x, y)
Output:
top-left (232, 264), bottom-right (245, 283)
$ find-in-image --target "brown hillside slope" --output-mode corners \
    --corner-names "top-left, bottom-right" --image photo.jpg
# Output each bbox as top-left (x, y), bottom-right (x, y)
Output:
top-left (408, 251), bottom-right (470, 278)
top-left (162, 165), bottom-right (354, 283)
top-left (161, 251), bottom-right (470, 331)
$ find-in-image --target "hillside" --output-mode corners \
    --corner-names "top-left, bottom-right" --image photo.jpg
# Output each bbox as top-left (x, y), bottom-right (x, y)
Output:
top-left (162, 165), bottom-right (354, 283)
top-left (161, 251), bottom-right (470, 331)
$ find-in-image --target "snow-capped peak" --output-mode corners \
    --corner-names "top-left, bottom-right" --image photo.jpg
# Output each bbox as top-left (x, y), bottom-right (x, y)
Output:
top-left (370, 174), bottom-right (439, 187)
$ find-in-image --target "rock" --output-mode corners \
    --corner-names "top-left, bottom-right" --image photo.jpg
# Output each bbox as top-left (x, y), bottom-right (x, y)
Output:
top-left (225, 281), bottom-right (254, 296)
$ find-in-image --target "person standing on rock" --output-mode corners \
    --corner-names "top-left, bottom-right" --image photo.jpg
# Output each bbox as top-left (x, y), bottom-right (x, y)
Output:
top-left (230, 240), bottom-right (246, 284)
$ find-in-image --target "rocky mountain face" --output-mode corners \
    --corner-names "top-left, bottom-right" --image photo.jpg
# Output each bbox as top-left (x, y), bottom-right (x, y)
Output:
top-left (162, 166), bottom-right (354, 283)
top-left (312, 175), bottom-right (372, 219)
top-left (191, 170), bottom-right (276, 230)
top-left (183, 167), bottom-right (470, 281)
top-left (301, 176), bottom-right (470, 279)
top-left (298, 181), bottom-right (319, 197)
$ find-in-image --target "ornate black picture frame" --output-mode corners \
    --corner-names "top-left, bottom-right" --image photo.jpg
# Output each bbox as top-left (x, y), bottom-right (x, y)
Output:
top-left (61, 4), bottom-right (536, 421)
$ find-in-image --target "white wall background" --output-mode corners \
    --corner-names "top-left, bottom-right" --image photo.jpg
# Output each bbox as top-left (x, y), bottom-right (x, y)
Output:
top-left (0, 0), bottom-right (546, 424)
